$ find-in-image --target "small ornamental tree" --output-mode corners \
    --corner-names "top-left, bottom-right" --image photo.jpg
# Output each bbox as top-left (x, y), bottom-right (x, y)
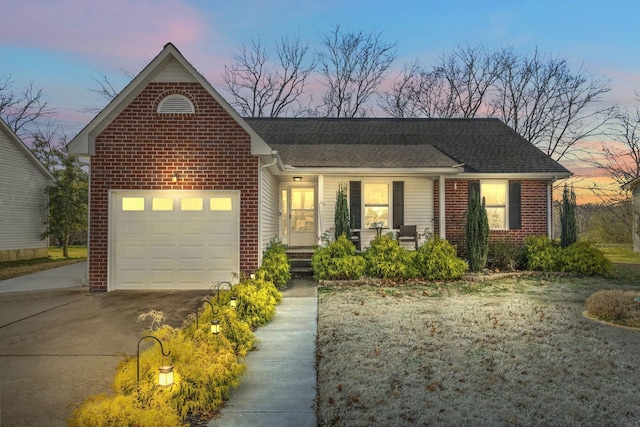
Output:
top-left (560, 184), bottom-right (577, 248)
top-left (334, 182), bottom-right (351, 240)
top-left (466, 186), bottom-right (490, 272)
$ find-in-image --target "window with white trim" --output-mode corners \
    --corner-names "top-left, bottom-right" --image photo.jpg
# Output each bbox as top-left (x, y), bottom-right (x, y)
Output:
top-left (481, 180), bottom-right (508, 230)
top-left (364, 182), bottom-right (390, 228)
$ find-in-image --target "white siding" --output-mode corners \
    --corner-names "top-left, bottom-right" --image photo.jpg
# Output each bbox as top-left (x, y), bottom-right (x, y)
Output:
top-left (321, 175), bottom-right (434, 248)
top-left (0, 132), bottom-right (50, 250)
top-left (152, 58), bottom-right (198, 83)
top-left (260, 164), bottom-right (280, 257)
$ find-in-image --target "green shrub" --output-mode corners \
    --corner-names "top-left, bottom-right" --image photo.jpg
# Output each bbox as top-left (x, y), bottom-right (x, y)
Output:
top-left (585, 290), bottom-right (640, 327)
top-left (364, 235), bottom-right (417, 279)
top-left (233, 277), bottom-right (281, 328)
top-left (259, 238), bottom-right (290, 289)
top-left (466, 186), bottom-right (490, 272)
top-left (414, 236), bottom-right (467, 280)
top-left (523, 236), bottom-right (561, 271)
top-left (489, 239), bottom-right (524, 272)
top-left (312, 235), bottom-right (366, 280)
top-left (561, 241), bottom-right (612, 276)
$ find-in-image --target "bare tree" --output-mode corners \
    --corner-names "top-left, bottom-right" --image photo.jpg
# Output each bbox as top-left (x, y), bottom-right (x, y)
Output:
top-left (493, 49), bottom-right (613, 162)
top-left (318, 25), bottom-right (396, 117)
top-left (593, 97), bottom-right (640, 187)
top-left (222, 34), bottom-right (315, 117)
top-left (0, 74), bottom-right (54, 137)
top-left (381, 46), bottom-right (612, 162)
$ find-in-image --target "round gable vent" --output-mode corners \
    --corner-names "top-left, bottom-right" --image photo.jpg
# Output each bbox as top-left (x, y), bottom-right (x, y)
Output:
top-left (157, 94), bottom-right (195, 114)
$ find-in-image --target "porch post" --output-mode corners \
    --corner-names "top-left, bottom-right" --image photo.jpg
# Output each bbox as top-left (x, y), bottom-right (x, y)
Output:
top-left (439, 175), bottom-right (446, 239)
top-left (317, 174), bottom-right (324, 245)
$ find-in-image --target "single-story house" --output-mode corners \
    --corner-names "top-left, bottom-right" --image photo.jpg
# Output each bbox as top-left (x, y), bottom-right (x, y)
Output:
top-left (67, 43), bottom-right (571, 292)
top-left (0, 118), bottom-right (55, 261)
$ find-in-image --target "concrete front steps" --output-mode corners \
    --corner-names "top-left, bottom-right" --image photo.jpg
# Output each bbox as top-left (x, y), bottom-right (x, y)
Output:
top-left (286, 248), bottom-right (314, 278)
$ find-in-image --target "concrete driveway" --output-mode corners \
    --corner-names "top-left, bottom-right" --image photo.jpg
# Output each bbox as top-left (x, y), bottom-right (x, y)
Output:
top-left (0, 265), bottom-right (211, 426)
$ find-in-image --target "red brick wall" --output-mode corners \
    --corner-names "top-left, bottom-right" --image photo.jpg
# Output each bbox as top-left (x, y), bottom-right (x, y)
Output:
top-left (434, 179), bottom-right (550, 255)
top-left (88, 82), bottom-right (259, 292)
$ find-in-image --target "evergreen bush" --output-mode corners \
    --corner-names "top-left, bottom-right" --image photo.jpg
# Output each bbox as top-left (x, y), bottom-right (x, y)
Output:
top-left (466, 186), bottom-right (490, 272)
top-left (523, 235), bottom-right (561, 271)
top-left (560, 184), bottom-right (577, 248)
top-left (311, 234), bottom-right (366, 280)
top-left (414, 236), bottom-right (467, 280)
top-left (561, 241), bottom-right (612, 276)
top-left (363, 234), bottom-right (417, 279)
top-left (334, 182), bottom-right (351, 240)
top-left (258, 238), bottom-right (290, 289)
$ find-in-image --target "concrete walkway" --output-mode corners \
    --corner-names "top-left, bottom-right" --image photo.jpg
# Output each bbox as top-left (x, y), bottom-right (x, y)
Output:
top-left (208, 284), bottom-right (318, 427)
top-left (0, 261), bottom-right (87, 293)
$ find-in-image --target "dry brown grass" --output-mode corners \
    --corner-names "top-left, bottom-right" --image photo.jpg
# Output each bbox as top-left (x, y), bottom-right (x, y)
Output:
top-left (317, 276), bottom-right (640, 426)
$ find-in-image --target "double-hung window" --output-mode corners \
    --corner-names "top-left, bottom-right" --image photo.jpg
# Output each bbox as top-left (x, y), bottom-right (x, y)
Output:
top-left (481, 180), bottom-right (508, 230)
top-left (364, 183), bottom-right (389, 228)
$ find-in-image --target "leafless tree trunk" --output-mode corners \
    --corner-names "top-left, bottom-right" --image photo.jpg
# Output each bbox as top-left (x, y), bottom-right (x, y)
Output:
top-left (222, 35), bottom-right (315, 117)
top-left (0, 74), bottom-right (54, 138)
top-left (318, 25), bottom-right (396, 117)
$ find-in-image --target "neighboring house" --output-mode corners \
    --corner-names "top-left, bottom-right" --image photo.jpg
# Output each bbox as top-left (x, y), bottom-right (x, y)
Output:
top-left (0, 118), bottom-right (54, 261)
top-left (622, 178), bottom-right (640, 252)
top-left (67, 43), bottom-right (571, 292)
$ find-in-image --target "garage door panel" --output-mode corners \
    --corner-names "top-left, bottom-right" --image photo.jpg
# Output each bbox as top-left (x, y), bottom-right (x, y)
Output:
top-left (149, 245), bottom-right (175, 260)
top-left (112, 191), bottom-right (239, 290)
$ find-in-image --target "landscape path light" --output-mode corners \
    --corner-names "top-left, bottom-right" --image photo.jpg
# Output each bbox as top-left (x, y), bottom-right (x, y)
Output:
top-left (136, 335), bottom-right (174, 388)
top-left (196, 299), bottom-right (220, 334)
top-left (213, 281), bottom-right (236, 309)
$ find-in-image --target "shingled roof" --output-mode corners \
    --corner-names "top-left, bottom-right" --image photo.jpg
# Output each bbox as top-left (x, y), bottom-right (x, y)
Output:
top-left (245, 117), bottom-right (571, 174)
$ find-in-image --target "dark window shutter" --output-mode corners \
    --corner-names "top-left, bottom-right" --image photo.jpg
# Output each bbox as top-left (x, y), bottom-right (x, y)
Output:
top-left (349, 181), bottom-right (361, 229)
top-left (393, 181), bottom-right (404, 229)
top-left (468, 181), bottom-right (480, 204)
top-left (509, 181), bottom-right (522, 229)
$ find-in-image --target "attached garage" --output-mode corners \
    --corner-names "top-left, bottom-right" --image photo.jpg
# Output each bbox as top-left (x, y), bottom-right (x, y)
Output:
top-left (109, 190), bottom-right (239, 290)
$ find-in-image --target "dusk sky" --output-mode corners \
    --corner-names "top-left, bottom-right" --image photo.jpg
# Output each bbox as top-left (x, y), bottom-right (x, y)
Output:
top-left (2, 0), bottom-right (639, 200)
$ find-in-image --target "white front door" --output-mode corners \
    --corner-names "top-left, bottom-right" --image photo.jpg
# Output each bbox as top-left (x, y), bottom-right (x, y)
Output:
top-left (282, 187), bottom-right (315, 247)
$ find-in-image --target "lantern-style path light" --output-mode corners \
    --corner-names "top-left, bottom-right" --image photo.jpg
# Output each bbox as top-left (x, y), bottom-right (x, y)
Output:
top-left (136, 335), bottom-right (174, 388)
top-left (195, 299), bottom-right (220, 334)
top-left (213, 281), bottom-right (236, 309)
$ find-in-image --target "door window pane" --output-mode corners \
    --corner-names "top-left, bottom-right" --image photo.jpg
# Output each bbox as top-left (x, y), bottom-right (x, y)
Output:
top-left (210, 197), bottom-right (232, 211)
top-left (122, 197), bottom-right (145, 211)
top-left (181, 198), bottom-right (203, 211)
top-left (152, 198), bottom-right (173, 211)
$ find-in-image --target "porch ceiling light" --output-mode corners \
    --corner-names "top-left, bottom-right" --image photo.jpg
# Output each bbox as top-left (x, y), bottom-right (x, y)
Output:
top-left (137, 335), bottom-right (175, 388)
top-left (293, 176), bottom-right (302, 182)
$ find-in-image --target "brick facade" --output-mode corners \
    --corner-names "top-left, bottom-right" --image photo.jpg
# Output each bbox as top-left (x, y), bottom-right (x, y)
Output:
top-left (88, 82), bottom-right (259, 292)
top-left (434, 179), bottom-right (550, 255)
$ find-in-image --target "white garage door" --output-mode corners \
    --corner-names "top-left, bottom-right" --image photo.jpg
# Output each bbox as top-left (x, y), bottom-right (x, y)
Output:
top-left (110, 190), bottom-right (239, 290)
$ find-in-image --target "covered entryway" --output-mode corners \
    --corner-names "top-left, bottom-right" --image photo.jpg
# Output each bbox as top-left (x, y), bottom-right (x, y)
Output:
top-left (110, 190), bottom-right (239, 290)
top-left (281, 187), bottom-right (316, 247)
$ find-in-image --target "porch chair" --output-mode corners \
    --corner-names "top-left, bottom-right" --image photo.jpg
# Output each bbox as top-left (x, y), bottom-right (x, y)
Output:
top-left (398, 225), bottom-right (418, 250)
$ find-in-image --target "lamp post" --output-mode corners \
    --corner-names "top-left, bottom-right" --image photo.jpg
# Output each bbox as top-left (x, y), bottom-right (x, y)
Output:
top-left (137, 335), bottom-right (174, 388)
top-left (195, 299), bottom-right (220, 334)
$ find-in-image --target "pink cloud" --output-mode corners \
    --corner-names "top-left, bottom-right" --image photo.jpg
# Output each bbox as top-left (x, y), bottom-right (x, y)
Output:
top-left (1, 0), bottom-right (206, 64)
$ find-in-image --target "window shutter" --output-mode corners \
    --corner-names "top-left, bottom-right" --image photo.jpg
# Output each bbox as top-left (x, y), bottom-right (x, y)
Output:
top-left (509, 181), bottom-right (522, 230)
top-left (349, 181), bottom-right (361, 229)
top-left (393, 181), bottom-right (404, 229)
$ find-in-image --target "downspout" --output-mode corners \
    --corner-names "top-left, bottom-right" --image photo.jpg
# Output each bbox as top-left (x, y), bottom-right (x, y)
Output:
top-left (547, 177), bottom-right (556, 238)
top-left (258, 150), bottom-right (279, 266)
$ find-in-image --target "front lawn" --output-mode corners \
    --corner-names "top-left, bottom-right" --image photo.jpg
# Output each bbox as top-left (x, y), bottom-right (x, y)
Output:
top-left (0, 246), bottom-right (86, 280)
top-left (317, 269), bottom-right (640, 426)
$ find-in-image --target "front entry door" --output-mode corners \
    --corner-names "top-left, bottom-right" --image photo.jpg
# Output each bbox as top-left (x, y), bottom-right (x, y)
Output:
top-left (283, 187), bottom-right (315, 247)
